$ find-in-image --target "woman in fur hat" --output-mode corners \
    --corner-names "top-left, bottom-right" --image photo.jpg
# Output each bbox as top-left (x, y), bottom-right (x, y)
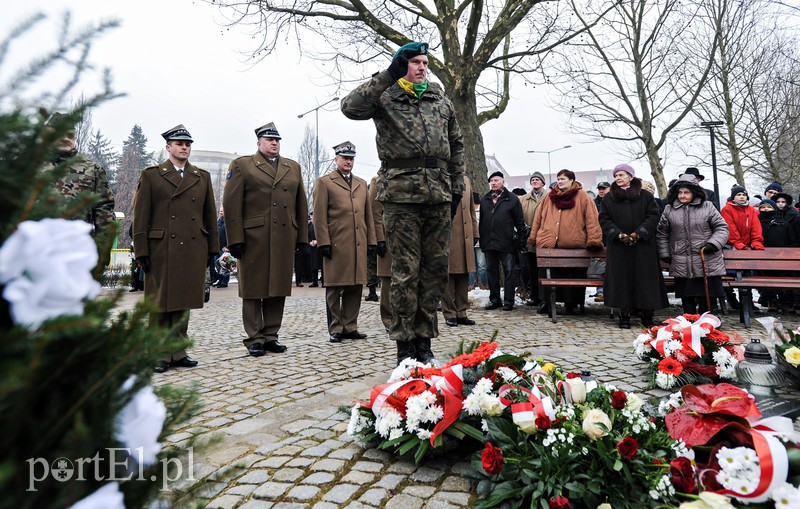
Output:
top-left (656, 175), bottom-right (729, 314)
top-left (599, 164), bottom-right (669, 328)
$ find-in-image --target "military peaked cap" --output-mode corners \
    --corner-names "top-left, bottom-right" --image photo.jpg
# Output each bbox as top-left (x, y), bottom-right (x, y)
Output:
top-left (45, 112), bottom-right (75, 128)
top-left (161, 124), bottom-right (193, 142)
top-left (394, 42), bottom-right (429, 60)
top-left (333, 141), bottom-right (356, 156)
top-left (255, 122), bottom-right (281, 140)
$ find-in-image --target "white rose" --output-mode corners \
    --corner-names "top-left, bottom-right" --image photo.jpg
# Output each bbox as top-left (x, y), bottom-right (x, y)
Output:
top-left (625, 393), bottom-right (645, 412)
top-left (582, 408), bottom-right (612, 440)
top-left (697, 492), bottom-right (736, 509)
top-left (115, 377), bottom-right (167, 465)
top-left (68, 482), bottom-right (124, 509)
top-left (566, 378), bottom-right (587, 404)
top-left (597, 504), bottom-right (612, 509)
top-left (481, 395), bottom-right (504, 416)
top-left (0, 219), bottom-right (100, 329)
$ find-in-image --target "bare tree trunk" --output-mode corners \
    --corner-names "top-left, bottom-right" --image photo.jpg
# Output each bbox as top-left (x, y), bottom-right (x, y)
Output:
top-left (448, 78), bottom-right (489, 196)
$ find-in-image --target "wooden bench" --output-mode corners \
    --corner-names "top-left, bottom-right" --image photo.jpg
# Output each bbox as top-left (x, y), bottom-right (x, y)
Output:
top-left (536, 247), bottom-right (675, 323)
top-left (723, 248), bottom-right (800, 328)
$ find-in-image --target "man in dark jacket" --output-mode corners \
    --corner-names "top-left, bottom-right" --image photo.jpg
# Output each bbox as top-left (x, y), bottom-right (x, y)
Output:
top-left (213, 206), bottom-right (229, 288)
top-left (479, 171), bottom-right (527, 311)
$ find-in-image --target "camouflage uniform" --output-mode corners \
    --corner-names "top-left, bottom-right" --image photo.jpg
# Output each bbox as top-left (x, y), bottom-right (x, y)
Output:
top-left (41, 148), bottom-right (115, 234)
top-left (342, 69), bottom-right (465, 343)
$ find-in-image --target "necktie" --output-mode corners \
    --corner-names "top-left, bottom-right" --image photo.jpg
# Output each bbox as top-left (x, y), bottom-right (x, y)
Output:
top-left (177, 168), bottom-right (184, 178)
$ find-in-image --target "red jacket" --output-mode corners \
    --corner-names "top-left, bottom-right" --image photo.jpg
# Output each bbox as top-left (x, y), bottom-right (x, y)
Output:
top-left (720, 201), bottom-right (764, 250)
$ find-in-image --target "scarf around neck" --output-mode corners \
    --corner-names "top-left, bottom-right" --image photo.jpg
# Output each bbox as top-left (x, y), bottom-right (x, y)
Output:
top-left (398, 78), bottom-right (428, 98)
top-left (549, 183), bottom-right (580, 210)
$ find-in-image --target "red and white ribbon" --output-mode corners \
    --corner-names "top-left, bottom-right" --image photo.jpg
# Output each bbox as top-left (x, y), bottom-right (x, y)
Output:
top-left (651, 312), bottom-right (721, 357)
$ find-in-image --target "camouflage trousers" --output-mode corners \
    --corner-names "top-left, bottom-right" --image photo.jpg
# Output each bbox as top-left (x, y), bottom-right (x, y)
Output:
top-left (382, 202), bottom-right (451, 342)
top-left (366, 251), bottom-right (378, 287)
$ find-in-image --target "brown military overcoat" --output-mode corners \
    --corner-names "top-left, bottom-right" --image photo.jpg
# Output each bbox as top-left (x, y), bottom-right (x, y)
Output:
top-left (369, 177), bottom-right (393, 278)
top-left (448, 176), bottom-right (479, 274)
top-left (313, 171), bottom-right (376, 286)
top-left (222, 152), bottom-right (308, 299)
top-left (133, 160), bottom-right (219, 312)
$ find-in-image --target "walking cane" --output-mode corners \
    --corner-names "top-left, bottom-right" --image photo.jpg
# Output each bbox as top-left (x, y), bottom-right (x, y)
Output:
top-left (699, 248), bottom-right (712, 313)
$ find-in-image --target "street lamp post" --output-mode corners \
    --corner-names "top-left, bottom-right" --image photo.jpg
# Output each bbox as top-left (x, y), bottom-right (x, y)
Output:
top-left (700, 121), bottom-right (724, 210)
top-left (526, 145), bottom-right (572, 184)
top-left (298, 97), bottom-right (340, 180)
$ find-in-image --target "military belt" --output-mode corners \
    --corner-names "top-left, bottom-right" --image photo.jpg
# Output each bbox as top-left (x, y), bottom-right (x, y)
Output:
top-left (382, 157), bottom-right (448, 169)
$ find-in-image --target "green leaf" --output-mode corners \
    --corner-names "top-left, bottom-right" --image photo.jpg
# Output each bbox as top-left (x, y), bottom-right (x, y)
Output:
top-left (444, 427), bottom-right (465, 440)
top-left (452, 421), bottom-right (485, 441)
top-left (413, 440), bottom-right (430, 464)
top-left (397, 436), bottom-right (421, 456)
top-left (474, 481), bottom-right (524, 508)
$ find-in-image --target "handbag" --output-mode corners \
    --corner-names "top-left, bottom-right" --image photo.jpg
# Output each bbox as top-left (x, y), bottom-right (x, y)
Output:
top-left (587, 257), bottom-right (606, 278)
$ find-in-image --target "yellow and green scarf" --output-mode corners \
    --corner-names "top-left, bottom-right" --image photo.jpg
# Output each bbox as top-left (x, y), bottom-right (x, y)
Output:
top-left (398, 78), bottom-right (428, 98)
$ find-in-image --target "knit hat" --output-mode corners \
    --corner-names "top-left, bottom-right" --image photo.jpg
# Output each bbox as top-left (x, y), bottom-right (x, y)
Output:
top-left (773, 192), bottom-right (793, 206)
top-left (758, 198), bottom-right (778, 210)
top-left (530, 171), bottom-right (546, 184)
top-left (613, 163), bottom-right (635, 178)
top-left (488, 171), bottom-right (504, 182)
top-left (765, 182), bottom-right (783, 194)
top-left (729, 184), bottom-right (748, 201)
top-left (641, 180), bottom-right (656, 194)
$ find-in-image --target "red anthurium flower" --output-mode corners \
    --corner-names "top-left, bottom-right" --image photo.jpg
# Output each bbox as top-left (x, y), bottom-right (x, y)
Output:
top-left (658, 357), bottom-right (684, 376)
top-left (665, 383), bottom-right (761, 447)
top-left (548, 495), bottom-right (573, 509)
top-left (670, 457), bottom-right (696, 493)
top-left (616, 436), bottom-right (638, 459)
top-left (610, 390), bottom-right (627, 409)
top-left (481, 442), bottom-right (504, 475)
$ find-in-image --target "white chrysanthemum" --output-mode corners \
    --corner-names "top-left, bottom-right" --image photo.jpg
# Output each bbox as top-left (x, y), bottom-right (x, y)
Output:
top-left (347, 406), bottom-right (370, 435)
top-left (481, 419), bottom-right (489, 433)
top-left (416, 429), bottom-right (432, 440)
top-left (771, 483), bottom-right (800, 508)
top-left (495, 367), bottom-right (519, 384)
top-left (388, 428), bottom-right (404, 440)
top-left (388, 359), bottom-right (424, 381)
top-left (655, 372), bottom-right (676, 389)
top-left (473, 377), bottom-right (494, 394)
top-left (423, 404), bottom-right (444, 423)
top-left (463, 393), bottom-right (483, 416)
top-left (664, 339), bottom-right (683, 357)
top-left (375, 407), bottom-right (403, 438)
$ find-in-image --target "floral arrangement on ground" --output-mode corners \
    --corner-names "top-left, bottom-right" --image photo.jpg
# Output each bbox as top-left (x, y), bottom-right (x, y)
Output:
top-left (633, 312), bottom-right (746, 390)
top-left (773, 326), bottom-right (800, 388)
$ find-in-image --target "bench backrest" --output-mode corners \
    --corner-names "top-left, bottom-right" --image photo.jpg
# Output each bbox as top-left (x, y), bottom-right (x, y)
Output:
top-left (536, 248), bottom-right (605, 269)
top-left (723, 248), bottom-right (800, 272)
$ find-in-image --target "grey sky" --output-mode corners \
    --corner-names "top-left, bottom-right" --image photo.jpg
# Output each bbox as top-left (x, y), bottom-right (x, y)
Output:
top-left (4, 0), bottom-right (727, 190)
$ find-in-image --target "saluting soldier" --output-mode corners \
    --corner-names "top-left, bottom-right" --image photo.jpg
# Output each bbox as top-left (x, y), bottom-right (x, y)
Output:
top-left (342, 41), bottom-right (465, 365)
top-left (313, 142), bottom-right (377, 343)
top-left (133, 124), bottom-right (219, 373)
top-left (41, 112), bottom-right (115, 235)
top-left (223, 122), bottom-right (308, 357)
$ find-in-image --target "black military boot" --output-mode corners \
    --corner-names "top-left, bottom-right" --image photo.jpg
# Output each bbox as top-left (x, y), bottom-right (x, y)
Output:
top-left (619, 313), bottom-right (631, 329)
top-left (414, 338), bottom-right (435, 364)
top-left (396, 340), bottom-right (415, 366)
top-left (682, 297), bottom-right (697, 315)
top-left (641, 310), bottom-right (655, 328)
top-left (365, 285), bottom-right (379, 302)
top-left (725, 289), bottom-right (740, 310)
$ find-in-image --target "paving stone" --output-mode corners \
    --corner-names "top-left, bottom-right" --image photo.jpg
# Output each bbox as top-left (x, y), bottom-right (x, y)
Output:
top-left (272, 503), bottom-right (308, 509)
top-left (281, 419), bottom-right (318, 433)
top-left (310, 458), bottom-right (346, 472)
top-left (206, 494), bottom-right (242, 509)
top-left (272, 467), bottom-right (305, 482)
top-left (386, 461), bottom-right (417, 474)
top-left (328, 446), bottom-right (363, 459)
top-left (341, 470), bottom-right (375, 484)
top-left (322, 483), bottom-right (360, 503)
top-left (383, 493), bottom-right (424, 509)
top-left (285, 457), bottom-right (315, 468)
top-left (238, 470), bottom-right (272, 484)
top-left (373, 473), bottom-right (405, 490)
top-left (440, 475), bottom-right (472, 492)
top-left (311, 503), bottom-right (339, 509)
top-left (252, 482), bottom-right (292, 499)
top-left (402, 485), bottom-right (436, 498)
top-left (286, 485), bottom-right (321, 501)
top-left (205, 417), bottom-right (233, 428)
top-left (358, 487), bottom-right (389, 506)
top-left (430, 491), bottom-right (472, 505)
top-left (299, 445), bottom-right (331, 457)
top-left (410, 466), bottom-right (445, 483)
top-left (303, 472), bottom-right (336, 485)
top-left (225, 484), bottom-right (256, 496)
top-left (361, 449), bottom-right (392, 461)
top-left (351, 460), bottom-right (383, 473)
top-left (239, 501), bottom-right (273, 509)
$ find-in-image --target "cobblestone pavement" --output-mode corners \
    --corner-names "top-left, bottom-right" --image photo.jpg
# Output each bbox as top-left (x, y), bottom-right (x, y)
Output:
top-left (114, 283), bottom-right (798, 508)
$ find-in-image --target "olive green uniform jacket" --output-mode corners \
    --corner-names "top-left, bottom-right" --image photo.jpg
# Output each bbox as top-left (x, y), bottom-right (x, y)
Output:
top-left (223, 152), bottom-right (308, 299)
top-left (341, 70), bottom-right (466, 204)
top-left (313, 171), bottom-right (377, 286)
top-left (133, 161), bottom-right (219, 311)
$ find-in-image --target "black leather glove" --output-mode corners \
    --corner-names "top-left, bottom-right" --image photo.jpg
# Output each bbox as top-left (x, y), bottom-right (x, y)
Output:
top-left (137, 256), bottom-right (150, 273)
top-left (320, 245), bottom-right (332, 259)
top-left (702, 243), bottom-right (718, 254)
top-left (228, 243), bottom-right (245, 259)
top-left (376, 241), bottom-right (387, 257)
top-left (450, 194), bottom-right (462, 219)
top-left (367, 245), bottom-right (376, 257)
top-left (296, 242), bottom-right (306, 251)
top-left (387, 54), bottom-right (409, 81)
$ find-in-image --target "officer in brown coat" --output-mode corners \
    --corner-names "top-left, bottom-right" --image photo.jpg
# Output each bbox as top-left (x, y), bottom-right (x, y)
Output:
top-left (313, 142), bottom-right (377, 343)
top-left (223, 122), bottom-right (308, 357)
top-left (442, 176), bottom-right (479, 326)
top-left (133, 124), bottom-right (219, 373)
top-left (369, 177), bottom-right (392, 332)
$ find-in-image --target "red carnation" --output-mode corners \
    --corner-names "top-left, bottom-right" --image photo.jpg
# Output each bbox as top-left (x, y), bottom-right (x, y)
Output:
top-left (616, 436), bottom-right (639, 459)
top-left (548, 496), bottom-right (573, 509)
top-left (670, 457), bottom-right (697, 493)
top-left (481, 442), bottom-right (504, 475)
top-left (610, 390), bottom-right (627, 409)
top-left (566, 372), bottom-right (582, 379)
top-left (658, 357), bottom-right (684, 376)
top-left (535, 415), bottom-right (552, 431)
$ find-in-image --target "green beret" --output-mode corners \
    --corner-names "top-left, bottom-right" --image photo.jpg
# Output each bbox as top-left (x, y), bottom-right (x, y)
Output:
top-left (394, 42), bottom-right (429, 59)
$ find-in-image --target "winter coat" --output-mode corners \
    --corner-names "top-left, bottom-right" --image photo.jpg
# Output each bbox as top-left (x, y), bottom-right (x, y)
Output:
top-left (720, 201), bottom-right (764, 250)
top-left (479, 188), bottom-right (526, 253)
top-left (656, 182), bottom-right (729, 278)
top-left (759, 209), bottom-right (799, 248)
top-left (369, 177), bottom-right (393, 278)
top-left (223, 152), bottom-right (308, 299)
top-left (218, 215), bottom-right (227, 251)
top-left (312, 171), bottom-right (376, 286)
top-left (528, 182), bottom-right (603, 249)
top-left (133, 160), bottom-right (219, 311)
top-left (520, 190), bottom-right (546, 253)
top-left (449, 177), bottom-right (479, 274)
top-left (599, 179), bottom-right (668, 310)
top-left (341, 70), bottom-right (465, 204)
